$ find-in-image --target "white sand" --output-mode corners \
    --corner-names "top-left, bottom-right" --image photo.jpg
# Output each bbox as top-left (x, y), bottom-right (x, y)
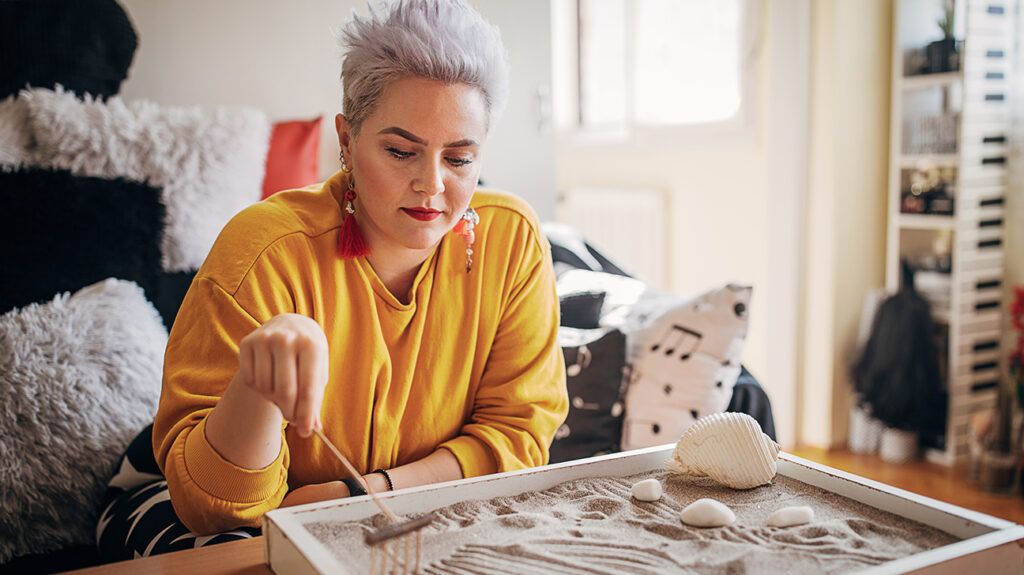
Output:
top-left (307, 471), bottom-right (959, 574)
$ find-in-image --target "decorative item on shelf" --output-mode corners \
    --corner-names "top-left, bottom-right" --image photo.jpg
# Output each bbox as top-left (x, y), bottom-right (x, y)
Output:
top-left (851, 262), bottom-right (947, 463)
top-left (903, 113), bottom-right (959, 156)
top-left (901, 193), bottom-right (927, 214)
top-left (924, 0), bottom-right (959, 74)
top-left (931, 232), bottom-right (952, 273)
top-left (902, 162), bottom-right (956, 216)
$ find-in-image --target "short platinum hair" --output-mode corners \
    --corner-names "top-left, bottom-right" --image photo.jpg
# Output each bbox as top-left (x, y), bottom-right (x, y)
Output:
top-left (339, 0), bottom-right (509, 133)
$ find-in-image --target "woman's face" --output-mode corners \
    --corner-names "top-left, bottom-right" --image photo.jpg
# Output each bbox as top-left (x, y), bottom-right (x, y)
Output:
top-left (337, 77), bottom-right (488, 255)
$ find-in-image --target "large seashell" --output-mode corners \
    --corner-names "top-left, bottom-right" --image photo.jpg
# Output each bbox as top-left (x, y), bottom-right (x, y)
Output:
top-left (665, 412), bottom-right (780, 489)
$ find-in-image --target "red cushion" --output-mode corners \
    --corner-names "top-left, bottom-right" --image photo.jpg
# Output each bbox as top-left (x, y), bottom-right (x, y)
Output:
top-left (261, 116), bottom-right (322, 199)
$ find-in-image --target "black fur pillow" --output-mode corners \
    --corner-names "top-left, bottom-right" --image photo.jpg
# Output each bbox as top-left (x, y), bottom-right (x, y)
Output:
top-left (550, 328), bottom-right (628, 463)
top-left (0, 0), bottom-right (137, 100)
top-left (0, 169), bottom-right (166, 323)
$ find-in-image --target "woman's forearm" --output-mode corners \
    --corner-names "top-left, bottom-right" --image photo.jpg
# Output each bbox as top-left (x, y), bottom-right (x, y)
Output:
top-left (362, 448), bottom-right (463, 493)
top-left (204, 373), bottom-right (284, 470)
top-left (284, 447), bottom-right (464, 508)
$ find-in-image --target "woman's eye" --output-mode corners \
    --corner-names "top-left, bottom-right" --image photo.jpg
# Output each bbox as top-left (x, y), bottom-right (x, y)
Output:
top-left (446, 157), bottom-right (473, 167)
top-left (386, 147), bottom-right (414, 160)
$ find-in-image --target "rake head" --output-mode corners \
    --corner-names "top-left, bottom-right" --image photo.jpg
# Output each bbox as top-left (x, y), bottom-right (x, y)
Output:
top-left (312, 428), bottom-right (435, 574)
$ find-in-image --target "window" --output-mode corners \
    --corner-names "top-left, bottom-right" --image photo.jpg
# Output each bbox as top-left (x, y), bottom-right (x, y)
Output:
top-left (554, 0), bottom-right (759, 135)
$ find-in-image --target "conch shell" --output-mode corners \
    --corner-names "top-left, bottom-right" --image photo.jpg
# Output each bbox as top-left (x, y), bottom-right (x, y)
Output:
top-left (666, 412), bottom-right (780, 489)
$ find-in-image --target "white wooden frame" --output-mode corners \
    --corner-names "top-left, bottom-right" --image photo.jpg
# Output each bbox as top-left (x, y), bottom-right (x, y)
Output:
top-left (263, 446), bottom-right (1024, 574)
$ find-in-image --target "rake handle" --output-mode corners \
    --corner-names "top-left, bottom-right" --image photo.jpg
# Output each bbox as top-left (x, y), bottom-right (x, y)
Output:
top-left (313, 427), bottom-right (401, 523)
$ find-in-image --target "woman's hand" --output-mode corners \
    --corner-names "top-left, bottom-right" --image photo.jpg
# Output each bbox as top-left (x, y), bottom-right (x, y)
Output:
top-left (236, 313), bottom-right (330, 438)
top-left (280, 481), bottom-right (349, 508)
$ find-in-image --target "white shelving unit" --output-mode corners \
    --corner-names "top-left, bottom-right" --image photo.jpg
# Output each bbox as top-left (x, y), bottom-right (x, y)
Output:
top-left (887, 0), bottom-right (1015, 465)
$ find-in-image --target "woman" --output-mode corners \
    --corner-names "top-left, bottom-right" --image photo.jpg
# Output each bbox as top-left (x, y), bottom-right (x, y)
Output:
top-left (99, 0), bottom-right (567, 552)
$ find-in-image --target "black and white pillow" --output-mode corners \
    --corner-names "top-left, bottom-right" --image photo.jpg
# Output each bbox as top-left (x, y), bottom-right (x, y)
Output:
top-left (95, 425), bottom-right (258, 562)
top-left (550, 328), bottom-right (629, 463)
top-left (621, 284), bottom-right (752, 450)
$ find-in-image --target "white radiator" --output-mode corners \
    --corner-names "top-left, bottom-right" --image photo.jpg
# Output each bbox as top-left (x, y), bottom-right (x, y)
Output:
top-left (557, 187), bottom-right (670, 289)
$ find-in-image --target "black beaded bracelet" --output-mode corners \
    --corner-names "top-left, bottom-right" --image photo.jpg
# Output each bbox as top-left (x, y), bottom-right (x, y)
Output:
top-left (341, 475), bottom-right (367, 497)
top-left (373, 468), bottom-right (395, 492)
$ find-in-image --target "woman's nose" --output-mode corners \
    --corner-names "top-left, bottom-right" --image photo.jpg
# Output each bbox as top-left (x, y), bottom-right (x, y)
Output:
top-left (414, 158), bottom-right (445, 196)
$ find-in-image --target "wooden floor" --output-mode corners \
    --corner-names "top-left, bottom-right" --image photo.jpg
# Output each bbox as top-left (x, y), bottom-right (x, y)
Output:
top-left (791, 447), bottom-right (1024, 524)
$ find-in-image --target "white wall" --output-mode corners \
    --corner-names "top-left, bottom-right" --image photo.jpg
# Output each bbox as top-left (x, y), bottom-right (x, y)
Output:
top-left (119, 0), bottom-right (556, 218)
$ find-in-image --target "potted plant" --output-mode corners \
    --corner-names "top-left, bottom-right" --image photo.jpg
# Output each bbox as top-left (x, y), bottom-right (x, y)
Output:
top-left (976, 286), bottom-right (1024, 493)
top-left (926, 0), bottom-right (959, 74)
top-left (1010, 286), bottom-right (1024, 492)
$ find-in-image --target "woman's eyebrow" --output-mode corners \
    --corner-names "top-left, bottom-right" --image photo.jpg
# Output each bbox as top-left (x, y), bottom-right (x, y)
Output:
top-left (377, 126), bottom-right (477, 148)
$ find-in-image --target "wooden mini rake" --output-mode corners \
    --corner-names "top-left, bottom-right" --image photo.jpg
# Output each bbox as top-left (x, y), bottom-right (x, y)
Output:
top-left (314, 428), bottom-right (434, 574)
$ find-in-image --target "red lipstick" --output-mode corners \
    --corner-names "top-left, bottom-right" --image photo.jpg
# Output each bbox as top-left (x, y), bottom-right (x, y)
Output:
top-left (402, 207), bottom-right (443, 222)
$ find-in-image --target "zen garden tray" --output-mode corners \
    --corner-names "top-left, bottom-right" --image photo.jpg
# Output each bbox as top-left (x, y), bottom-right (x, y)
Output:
top-left (263, 445), bottom-right (1024, 574)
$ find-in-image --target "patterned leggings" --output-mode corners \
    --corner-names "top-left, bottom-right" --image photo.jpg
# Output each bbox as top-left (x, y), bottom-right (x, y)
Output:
top-left (95, 424), bottom-right (260, 562)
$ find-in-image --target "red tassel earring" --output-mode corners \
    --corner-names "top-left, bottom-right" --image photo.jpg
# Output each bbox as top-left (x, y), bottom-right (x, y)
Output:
top-left (453, 207), bottom-right (479, 273)
top-left (337, 154), bottom-right (370, 258)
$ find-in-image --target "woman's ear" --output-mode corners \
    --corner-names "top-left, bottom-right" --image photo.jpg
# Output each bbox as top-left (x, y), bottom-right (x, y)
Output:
top-left (335, 113), bottom-right (353, 159)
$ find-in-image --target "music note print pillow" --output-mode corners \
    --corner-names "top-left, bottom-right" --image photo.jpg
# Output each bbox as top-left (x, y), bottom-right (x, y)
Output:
top-left (621, 284), bottom-right (752, 450)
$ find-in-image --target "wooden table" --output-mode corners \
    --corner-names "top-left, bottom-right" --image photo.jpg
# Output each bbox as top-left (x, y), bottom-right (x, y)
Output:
top-left (66, 539), bottom-right (270, 575)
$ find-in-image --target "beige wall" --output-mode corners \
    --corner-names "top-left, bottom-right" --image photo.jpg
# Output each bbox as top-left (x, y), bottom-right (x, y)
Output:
top-left (801, 0), bottom-right (892, 448)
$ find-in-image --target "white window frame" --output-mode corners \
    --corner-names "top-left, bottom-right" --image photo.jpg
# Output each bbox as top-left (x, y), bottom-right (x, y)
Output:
top-left (552, 0), bottom-right (764, 148)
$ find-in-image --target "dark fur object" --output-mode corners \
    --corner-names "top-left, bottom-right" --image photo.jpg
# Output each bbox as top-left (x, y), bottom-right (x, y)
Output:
top-left (852, 264), bottom-right (947, 432)
top-left (0, 168), bottom-right (165, 322)
top-left (0, 0), bottom-right (137, 100)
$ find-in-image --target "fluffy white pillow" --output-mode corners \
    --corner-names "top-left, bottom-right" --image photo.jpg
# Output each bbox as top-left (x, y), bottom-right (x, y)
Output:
top-left (0, 279), bottom-right (167, 562)
top-left (621, 284), bottom-right (752, 450)
top-left (0, 96), bottom-right (31, 170)
top-left (15, 86), bottom-right (270, 272)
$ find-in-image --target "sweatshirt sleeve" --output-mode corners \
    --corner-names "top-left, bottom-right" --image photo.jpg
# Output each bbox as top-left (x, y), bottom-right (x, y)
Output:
top-left (440, 227), bottom-right (569, 478)
top-left (153, 276), bottom-right (290, 535)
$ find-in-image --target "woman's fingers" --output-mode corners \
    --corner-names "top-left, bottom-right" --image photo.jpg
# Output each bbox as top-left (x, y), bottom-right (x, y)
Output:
top-left (294, 344), bottom-right (319, 437)
top-left (236, 336), bottom-right (255, 388)
top-left (236, 314), bottom-right (329, 433)
top-left (252, 338), bottom-right (274, 395)
top-left (271, 333), bottom-right (299, 422)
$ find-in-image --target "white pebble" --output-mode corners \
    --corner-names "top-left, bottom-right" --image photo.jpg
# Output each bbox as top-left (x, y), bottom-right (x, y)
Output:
top-left (679, 498), bottom-right (736, 528)
top-left (631, 479), bottom-right (663, 502)
top-left (767, 505), bottom-right (815, 527)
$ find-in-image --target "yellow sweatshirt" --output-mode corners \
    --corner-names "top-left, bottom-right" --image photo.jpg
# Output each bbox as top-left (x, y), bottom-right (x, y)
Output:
top-left (153, 171), bottom-right (568, 535)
